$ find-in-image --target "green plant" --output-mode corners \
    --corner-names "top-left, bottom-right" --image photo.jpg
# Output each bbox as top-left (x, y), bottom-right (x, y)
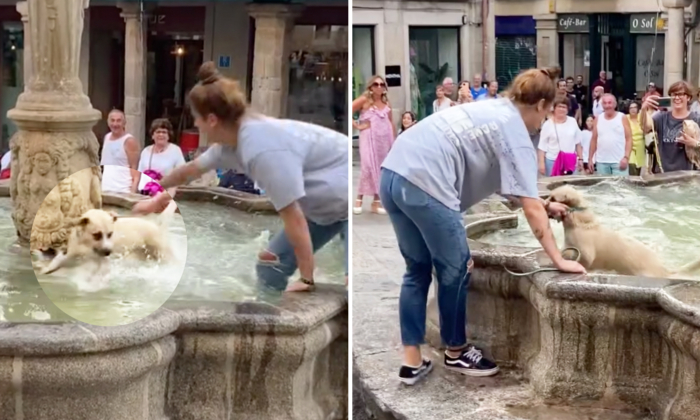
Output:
top-left (418, 62), bottom-right (450, 85)
top-left (416, 62), bottom-right (451, 117)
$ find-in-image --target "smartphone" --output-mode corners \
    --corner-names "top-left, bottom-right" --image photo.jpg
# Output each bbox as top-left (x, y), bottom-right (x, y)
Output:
top-left (656, 97), bottom-right (672, 108)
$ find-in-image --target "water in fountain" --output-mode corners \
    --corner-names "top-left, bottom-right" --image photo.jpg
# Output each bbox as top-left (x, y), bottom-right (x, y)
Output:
top-left (0, 198), bottom-right (345, 324)
top-left (478, 179), bottom-right (700, 271)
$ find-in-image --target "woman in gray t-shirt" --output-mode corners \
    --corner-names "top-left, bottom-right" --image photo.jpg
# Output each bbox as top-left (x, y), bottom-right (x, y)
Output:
top-left (641, 80), bottom-right (700, 173)
top-left (133, 62), bottom-right (349, 293)
top-left (380, 67), bottom-right (586, 386)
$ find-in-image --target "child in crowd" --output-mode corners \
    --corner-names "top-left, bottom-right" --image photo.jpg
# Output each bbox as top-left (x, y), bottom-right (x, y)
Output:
top-left (580, 115), bottom-right (595, 174)
top-left (399, 111), bottom-right (416, 134)
top-left (432, 85), bottom-right (452, 114)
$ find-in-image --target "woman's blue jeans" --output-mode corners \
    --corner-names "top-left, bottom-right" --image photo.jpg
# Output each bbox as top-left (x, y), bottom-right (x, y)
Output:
top-left (256, 219), bottom-right (348, 291)
top-left (379, 169), bottom-right (470, 348)
top-left (545, 158), bottom-right (555, 177)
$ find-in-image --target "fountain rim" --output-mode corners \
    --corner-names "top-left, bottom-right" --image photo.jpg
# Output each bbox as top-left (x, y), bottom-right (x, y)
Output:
top-left (0, 180), bottom-right (346, 356)
top-left (466, 170), bottom-right (700, 328)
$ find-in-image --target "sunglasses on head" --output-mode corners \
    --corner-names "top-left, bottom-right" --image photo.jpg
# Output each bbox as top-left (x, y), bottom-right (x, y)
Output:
top-left (372, 82), bottom-right (386, 88)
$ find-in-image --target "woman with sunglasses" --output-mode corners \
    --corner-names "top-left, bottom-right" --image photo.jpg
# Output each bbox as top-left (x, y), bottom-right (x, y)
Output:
top-left (352, 75), bottom-right (396, 215)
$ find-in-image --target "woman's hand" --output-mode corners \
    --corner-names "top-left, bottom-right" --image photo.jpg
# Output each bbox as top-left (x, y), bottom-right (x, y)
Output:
top-left (587, 159), bottom-right (595, 174)
top-left (677, 131), bottom-right (700, 147)
top-left (545, 202), bottom-right (569, 219)
top-left (458, 85), bottom-right (472, 102)
top-left (538, 163), bottom-right (546, 175)
top-left (132, 192), bottom-right (171, 215)
top-left (642, 95), bottom-right (659, 112)
top-left (554, 259), bottom-right (587, 274)
top-left (576, 159), bottom-right (584, 173)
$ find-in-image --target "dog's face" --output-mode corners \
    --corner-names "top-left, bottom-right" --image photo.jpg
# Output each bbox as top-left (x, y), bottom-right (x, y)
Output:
top-left (75, 209), bottom-right (117, 257)
top-left (547, 185), bottom-right (585, 208)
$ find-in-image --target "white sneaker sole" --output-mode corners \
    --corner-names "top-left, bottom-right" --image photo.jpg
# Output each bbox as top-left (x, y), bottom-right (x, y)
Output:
top-left (352, 207), bottom-right (363, 214)
top-left (399, 362), bottom-right (433, 385)
top-left (444, 364), bottom-right (500, 377)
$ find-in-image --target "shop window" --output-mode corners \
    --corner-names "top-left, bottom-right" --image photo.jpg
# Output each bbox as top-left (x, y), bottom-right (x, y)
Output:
top-left (635, 35), bottom-right (664, 95)
top-left (559, 34), bottom-right (590, 85)
top-left (1, 22), bottom-right (23, 152)
top-left (286, 25), bottom-right (348, 134)
top-left (408, 27), bottom-right (460, 120)
top-left (352, 26), bottom-right (374, 139)
top-left (495, 36), bottom-right (536, 89)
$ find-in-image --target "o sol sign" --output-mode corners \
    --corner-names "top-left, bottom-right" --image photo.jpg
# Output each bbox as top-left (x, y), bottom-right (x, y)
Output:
top-left (630, 13), bottom-right (665, 34)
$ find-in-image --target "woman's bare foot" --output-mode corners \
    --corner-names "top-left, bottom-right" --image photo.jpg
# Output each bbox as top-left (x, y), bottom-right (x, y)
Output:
top-left (371, 200), bottom-right (387, 215)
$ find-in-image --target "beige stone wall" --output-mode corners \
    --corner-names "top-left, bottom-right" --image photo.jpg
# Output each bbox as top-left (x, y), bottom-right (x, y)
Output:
top-left (494, 0), bottom-right (682, 15)
top-left (353, 0), bottom-right (483, 125)
top-left (203, 2), bottom-right (251, 88)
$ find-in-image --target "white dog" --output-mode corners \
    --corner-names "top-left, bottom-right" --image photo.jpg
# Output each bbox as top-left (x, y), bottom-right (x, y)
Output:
top-left (37, 200), bottom-right (178, 277)
top-left (548, 185), bottom-right (700, 279)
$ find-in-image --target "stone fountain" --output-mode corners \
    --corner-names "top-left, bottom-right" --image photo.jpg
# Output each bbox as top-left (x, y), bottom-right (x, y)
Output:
top-left (355, 171), bottom-right (700, 420)
top-left (8, 0), bottom-right (101, 250)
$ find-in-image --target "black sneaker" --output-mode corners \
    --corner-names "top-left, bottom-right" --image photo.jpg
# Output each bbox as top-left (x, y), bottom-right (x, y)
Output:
top-left (398, 359), bottom-right (433, 385)
top-left (444, 345), bottom-right (499, 377)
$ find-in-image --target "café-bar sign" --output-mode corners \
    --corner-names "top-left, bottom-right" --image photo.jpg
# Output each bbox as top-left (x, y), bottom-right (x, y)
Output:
top-left (557, 14), bottom-right (589, 33)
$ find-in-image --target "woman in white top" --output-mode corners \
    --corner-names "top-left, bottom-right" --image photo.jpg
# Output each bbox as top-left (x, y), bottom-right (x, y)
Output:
top-left (580, 115), bottom-right (595, 173)
top-left (432, 85), bottom-right (453, 114)
top-left (537, 95), bottom-right (583, 176)
top-left (137, 118), bottom-right (186, 198)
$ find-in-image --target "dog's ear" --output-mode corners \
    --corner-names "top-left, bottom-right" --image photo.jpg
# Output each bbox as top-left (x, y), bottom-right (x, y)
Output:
top-left (78, 217), bottom-right (90, 227)
top-left (109, 212), bottom-right (118, 222)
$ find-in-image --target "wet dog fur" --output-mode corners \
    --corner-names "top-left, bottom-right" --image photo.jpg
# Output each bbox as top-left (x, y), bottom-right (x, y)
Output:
top-left (39, 200), bottom-right (178, 277)
top-left (548, 185), bottom-right (700, 279)
top-left (683, 120), bottom-right (700, 168)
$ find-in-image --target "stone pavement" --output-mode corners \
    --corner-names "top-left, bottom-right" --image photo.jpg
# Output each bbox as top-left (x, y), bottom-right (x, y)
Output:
top-left (351, 165), bottom-right (650, 420)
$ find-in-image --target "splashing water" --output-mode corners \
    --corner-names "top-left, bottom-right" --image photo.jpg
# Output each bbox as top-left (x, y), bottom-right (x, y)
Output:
top-left (0, 198), bottom-right (345, 324)
top-left (478, 180), bottom-right (700, 272)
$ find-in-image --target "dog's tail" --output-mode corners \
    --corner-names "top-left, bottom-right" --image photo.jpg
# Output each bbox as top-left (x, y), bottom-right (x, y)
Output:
top-left (156, 200), bottom-right (178, 228)
top-left (673, 256), bottom-right (700, 277)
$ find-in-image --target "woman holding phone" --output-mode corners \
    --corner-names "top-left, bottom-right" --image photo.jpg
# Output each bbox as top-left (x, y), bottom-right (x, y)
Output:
top-left (641, 80), bottom-right (700, 172)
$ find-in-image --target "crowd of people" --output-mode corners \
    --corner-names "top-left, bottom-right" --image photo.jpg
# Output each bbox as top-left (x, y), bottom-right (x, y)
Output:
top-left (352, 69), bottom-right (700, 202)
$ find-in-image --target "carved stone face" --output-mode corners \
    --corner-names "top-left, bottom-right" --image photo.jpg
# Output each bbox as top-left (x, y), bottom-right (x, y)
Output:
top-left (34, 153), bottom-right (52, 175)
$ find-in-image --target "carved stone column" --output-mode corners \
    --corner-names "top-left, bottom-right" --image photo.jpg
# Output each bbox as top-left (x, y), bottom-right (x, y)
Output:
top-left (8, 0), bottom-right (102, 249)
top-left (247, 4), bottom-right (302, 118)
top-left (16, 1), bottom-right (32, 84)
top-left (662, 0), bottom-right (692, 88)
top-left (119, 2), bottom-right (147, 148)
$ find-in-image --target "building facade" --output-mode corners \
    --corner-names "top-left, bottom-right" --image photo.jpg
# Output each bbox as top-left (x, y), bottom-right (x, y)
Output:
top-left (354, 0), bottom-right (700, 125)
top-left (0, 0), bottom-right (348, 155)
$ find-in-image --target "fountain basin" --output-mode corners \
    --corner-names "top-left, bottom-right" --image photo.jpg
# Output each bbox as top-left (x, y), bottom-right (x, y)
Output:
top-left (420, 171), bottom-right (700, 420)
top-left (0, 180), bottom-right (348, 419)
top-left (0, 288), bottom-right (347, 420)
